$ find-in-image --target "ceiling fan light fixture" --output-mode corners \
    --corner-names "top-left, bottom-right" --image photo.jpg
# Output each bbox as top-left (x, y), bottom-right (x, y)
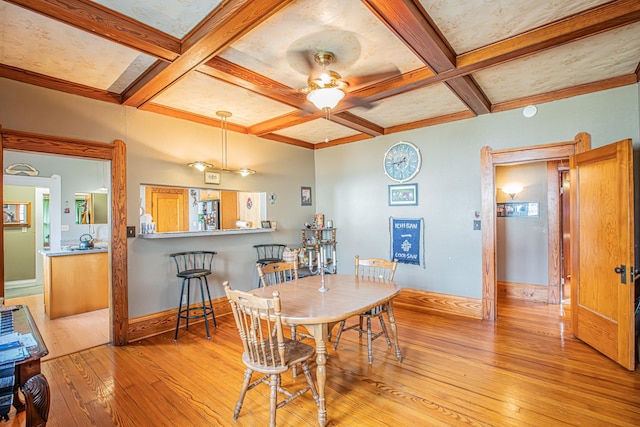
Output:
top-left (307, 87), bottom-right (345, 110)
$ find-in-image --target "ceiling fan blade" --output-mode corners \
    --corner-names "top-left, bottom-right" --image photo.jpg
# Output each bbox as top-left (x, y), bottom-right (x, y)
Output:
top-left (288, 49), bottom-right (316, 76)
top-left (346, 67), bottom-right (401, 88)
top-left (340, 95), bottom-right (375, 110)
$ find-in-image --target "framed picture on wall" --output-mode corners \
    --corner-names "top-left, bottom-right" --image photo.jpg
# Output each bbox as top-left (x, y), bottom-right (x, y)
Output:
top-left (388, 184), bottom-right (418, 206)
top-left (301, 187), bottom-right (312, 206)
top-left (204, 169), bottom-right (221, 185)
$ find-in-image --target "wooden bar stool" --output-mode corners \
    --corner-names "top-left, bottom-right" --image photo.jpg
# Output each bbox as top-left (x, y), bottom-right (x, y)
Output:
top-left (170, 251), bottom-right (217, 340)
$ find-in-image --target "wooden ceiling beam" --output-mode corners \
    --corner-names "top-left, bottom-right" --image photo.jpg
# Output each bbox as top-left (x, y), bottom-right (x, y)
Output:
top-left (141, 103), bottom-right (247, 133)
top-left (362, 0), bottom-right (455, 72)
top-left (445, 76), bottom-right (491, 115)
top-left (351, 0), bottom-right (640, 104)
top-left (361, 0), bottom-right (493, 115)
top-left (258, 133), bottom-right (314, 149)
top-left (491, 74), bottom-right (638, 113)
top-left (6, 0), bottom-right (181, 61)
top-left (330, 112), bottom-right (384, 136)
top-left (200, 57), bottom-right (309, 109)
top-left (248, 111), bottom-right (321, 136)
top-left (122, 0), bottom-right (293, 107)
top-left (457, 0), bottom-right (640, 71)
top-left (0, 63), bottom-right (121, 104)
top-left (314, 134), bottom-right (374, 149)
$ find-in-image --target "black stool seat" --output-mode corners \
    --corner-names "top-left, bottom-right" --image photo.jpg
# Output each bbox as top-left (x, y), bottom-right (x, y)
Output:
top-left (178, 269), bottom-right (210, 278)
top-left (170, 251), bottom-right (218, 340)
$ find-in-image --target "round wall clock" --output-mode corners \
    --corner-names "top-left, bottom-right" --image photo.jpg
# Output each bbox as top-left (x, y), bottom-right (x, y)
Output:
top-left (383, 141), bottom-right (422, 182)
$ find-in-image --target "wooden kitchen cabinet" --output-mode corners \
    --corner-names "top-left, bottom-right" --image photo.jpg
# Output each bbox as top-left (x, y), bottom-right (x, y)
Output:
top-left (42, 251), bottom-right (108, 319)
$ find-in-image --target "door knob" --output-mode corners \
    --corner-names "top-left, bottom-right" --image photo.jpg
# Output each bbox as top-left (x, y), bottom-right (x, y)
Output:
top-left (614, 264), bottom-right (627, 284)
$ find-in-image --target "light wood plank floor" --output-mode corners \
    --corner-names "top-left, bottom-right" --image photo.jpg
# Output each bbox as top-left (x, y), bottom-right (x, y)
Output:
top-left (5, 294), bottom-right (109, 361)
top-left (7, 297), bottom-right (640, 426)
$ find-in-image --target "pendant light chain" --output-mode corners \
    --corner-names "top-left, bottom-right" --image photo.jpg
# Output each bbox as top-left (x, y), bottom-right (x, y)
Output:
top-left (217, 110), bottom-right (232, 170)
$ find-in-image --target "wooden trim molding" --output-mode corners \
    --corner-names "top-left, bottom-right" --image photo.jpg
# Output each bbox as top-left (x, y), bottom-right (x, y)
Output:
top-left (0, 127), bottom-right (128, 345)
top-left (393, 288), bottom-right (483, 320)
top-left (130, 288), bottom-right (483, 341)
top-left (498, 281), bottom-right (549, 303)
top-left (479, 133), bottom-right (591, 321)
top-left (547, 161), bottom-right (562, 304)
top-left (128, 298), bottom-right (232, 342)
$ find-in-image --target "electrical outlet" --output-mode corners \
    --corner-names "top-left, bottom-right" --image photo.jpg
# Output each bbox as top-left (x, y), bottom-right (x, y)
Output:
top-left (61, 225), bottom-right (69, 231)
top-left (473, 220), bottom-right (481, 230)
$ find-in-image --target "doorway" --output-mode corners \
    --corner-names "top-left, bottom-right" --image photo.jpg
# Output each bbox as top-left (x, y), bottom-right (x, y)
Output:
top-left (1, 128), bottom-right (128, 345)
top-left (479, 133), bottom-right (591, 320)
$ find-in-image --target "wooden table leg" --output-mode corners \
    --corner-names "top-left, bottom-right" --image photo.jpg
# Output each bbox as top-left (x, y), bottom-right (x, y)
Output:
top-left (22, 374), bottom-right (50, 427)
top-left (386, 301), bottom-right (403, 362)
top-left (312, 324), bottom-right (328, 427)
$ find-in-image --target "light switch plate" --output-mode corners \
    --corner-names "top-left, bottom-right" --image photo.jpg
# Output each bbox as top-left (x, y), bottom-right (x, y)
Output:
top-left (61, 225), bottom-right (69, 231)
top-left (127, 226), bottom-right (136, 238)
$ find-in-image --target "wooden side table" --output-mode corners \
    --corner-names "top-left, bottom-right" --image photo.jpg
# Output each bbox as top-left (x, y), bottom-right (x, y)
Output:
top-left (0, 305), bottom-right (50, 425)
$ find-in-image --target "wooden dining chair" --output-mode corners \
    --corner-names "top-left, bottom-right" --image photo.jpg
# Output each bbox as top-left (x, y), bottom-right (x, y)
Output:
top-left (224, 281), bottom-right (319, 427)
top-left (333, 256), bottom-right (398, 364)
top-left (257, 260), bottom-right (313, 375)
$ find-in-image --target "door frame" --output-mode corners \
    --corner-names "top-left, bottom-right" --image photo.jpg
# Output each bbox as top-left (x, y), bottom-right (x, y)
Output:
top-left (479, 132), bottom-right (591, 320)
top-left (0, 126), bottom-right (128, 345)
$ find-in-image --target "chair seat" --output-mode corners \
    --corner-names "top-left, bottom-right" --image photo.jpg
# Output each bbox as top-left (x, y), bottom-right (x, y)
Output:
top-left (242, 338), bottom-right (315, 374)
top-left (257, 257), bottom-right (282, 265)
top-left (177, 268), bottom-right (211, 279)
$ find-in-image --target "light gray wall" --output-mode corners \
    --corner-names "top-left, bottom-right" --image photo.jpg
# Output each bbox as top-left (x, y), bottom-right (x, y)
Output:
top-left (3, 153), bottom-right (110, 243)
top-left (315, 84), bottom-right (640, 299)
top-left (0, 78), bottom-right (316, 318)
top-left (496, 163), bottom-right (548, 286)
top-left (1, 77), bottom-right (639, 313)
top-left (3, 186), bottom-right (35, 281)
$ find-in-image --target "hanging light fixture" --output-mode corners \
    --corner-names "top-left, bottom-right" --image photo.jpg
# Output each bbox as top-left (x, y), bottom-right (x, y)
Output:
top-left (188, 161), bottom-right (213, 172)
top-left (216, 110), bottom-right (256, 176)
top-left (307, 87), bottom-right (345, 110)
top-left (95, 161), bottom-right (109, 193)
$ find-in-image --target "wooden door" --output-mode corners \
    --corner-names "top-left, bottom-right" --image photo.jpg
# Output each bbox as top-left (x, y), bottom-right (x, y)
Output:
top-left (220, 190), bottom-right (238, 230)
top-left (570, 139), bottom-right (635, 370)
top-left (145, 186), bottom-right (189, 232)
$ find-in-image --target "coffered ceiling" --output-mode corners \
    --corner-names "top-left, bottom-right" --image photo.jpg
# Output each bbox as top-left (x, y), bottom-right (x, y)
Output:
top-left (1, 0), bottom-right (639, 149)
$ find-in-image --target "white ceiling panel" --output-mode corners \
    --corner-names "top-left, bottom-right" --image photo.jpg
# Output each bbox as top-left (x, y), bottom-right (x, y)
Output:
top-left (91, 0), bottom-right (222, 38)
top-left (0, 2), bottom-right (152, 90)
top-left (152, 71), bottom-right (298, 126)
top-left (419, 0), bottom-right (612, 54)
top-left (474, 22), bottom-right (640, 103)
top-left (352, 83), bottom-right (469, 127)
top-left (274, 117), bottom-right (361, 144)
top-left (2, 0), bottom-right (637, 146)
top-left (219, 0), bottom-right (424, 90)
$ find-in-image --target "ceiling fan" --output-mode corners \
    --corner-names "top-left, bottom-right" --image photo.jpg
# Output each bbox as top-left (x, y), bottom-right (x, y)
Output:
top-left (300, 51), bottom-right (348, 111)
top-left (297, 50), bottom-right (399, 112)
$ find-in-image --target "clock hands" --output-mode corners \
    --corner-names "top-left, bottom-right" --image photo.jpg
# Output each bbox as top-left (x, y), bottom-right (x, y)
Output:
top-left (392, 156), bottom-right (407, 166)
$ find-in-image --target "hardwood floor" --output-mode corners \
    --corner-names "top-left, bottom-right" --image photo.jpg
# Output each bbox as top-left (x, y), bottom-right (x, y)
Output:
top-left (5, 294), bottom-right (109, 361)
top-left (7, 297), bottom-right (640, 426)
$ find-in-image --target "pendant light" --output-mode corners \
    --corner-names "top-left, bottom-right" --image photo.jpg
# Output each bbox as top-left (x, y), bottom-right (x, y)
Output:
top-left (188, 161), bottom-right (213, 172)
top-left (217, 110), bottom-right (256, 176)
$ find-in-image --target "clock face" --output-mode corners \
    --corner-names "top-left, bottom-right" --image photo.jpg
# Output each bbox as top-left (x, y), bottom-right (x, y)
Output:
top-left (383, 142), bottom-right (422, 182)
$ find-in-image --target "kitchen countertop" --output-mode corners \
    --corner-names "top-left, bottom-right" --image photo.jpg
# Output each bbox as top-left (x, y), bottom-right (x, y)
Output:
top-left (40, 247), bottom-right (109, 257)
top-left (136, 227), bottom-right (275, 239)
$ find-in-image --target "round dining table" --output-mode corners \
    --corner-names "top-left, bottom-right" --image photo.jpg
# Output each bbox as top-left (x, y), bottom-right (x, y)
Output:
top-left (249, 273), bottom-right (403, 427)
